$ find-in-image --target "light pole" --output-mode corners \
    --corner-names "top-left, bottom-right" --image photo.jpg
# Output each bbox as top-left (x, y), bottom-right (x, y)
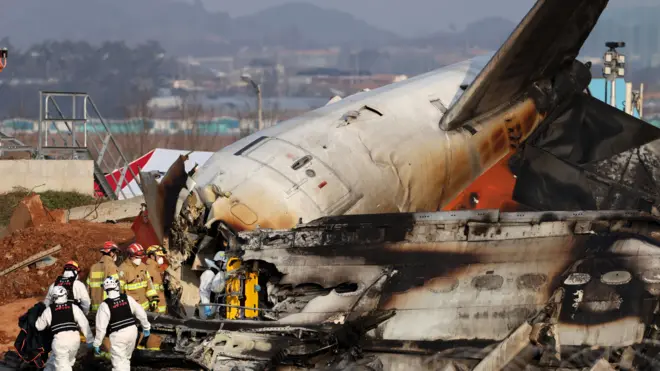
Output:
top-left (602, 41), bottom-right (626, 108)
top-left (241, 74), bottom-right (262, 133)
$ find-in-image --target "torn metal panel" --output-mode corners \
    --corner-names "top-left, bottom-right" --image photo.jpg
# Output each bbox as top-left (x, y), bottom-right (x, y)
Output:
top-left (471, 322), bottom-right (533, 371)
top-left (440, 0), bottom-right (607, 130)
top-left (588, 358), bottom-right (616, 371)
top-left (140, 155), bottom-right (189, 244)
top-left (222, 210), bottom-right (660, 346)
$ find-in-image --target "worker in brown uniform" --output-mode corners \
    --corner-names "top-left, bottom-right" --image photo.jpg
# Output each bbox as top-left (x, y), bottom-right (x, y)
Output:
top-left (145, 245), bottom-right (167, 314)
top-left (117, 243), bottom-right (158, 311)
top-left (87, 241), bottom-right (120, 313)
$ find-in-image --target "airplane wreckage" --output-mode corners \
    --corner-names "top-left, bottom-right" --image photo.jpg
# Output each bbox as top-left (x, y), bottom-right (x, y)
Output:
top-left (128, 0), bottom-right (660, 370)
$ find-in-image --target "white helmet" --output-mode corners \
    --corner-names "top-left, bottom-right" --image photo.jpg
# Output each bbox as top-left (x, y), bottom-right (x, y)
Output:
top-left (213, 251), bottom-right (227, 263)
top-left (52, 286), bottom-right (68, 304)
top-left (103, 276), bottom-right (120, 292)
top-left (205, 251), bottom-right (227, 270)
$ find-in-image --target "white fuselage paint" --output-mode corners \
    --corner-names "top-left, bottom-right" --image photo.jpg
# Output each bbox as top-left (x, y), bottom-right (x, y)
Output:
top-left (192, 55), bottom-right (499, 231)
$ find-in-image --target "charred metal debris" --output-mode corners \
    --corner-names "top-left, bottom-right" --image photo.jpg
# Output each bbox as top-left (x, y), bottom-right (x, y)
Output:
top-left (137, 209), bottom-right (660, 370)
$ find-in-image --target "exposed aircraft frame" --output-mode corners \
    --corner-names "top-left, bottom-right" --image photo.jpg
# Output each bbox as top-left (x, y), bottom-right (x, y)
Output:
top-left (131, 0), bottom-right (660, 369)
top-left (134, 209), bottom-right (660, 370)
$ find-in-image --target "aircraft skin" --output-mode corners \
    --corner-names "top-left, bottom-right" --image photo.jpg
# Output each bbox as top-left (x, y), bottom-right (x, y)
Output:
top-left (189, 56), bottom-right (544, 233)
top-left (141, 0), bottom-right (617, 246)
top-left (132, 0), bottom-right (660, 369)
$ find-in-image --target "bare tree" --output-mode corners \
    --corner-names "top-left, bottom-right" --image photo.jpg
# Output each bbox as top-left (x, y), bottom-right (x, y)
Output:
top-left (123, 88), bottom-right (154, 159)
top-left (175, 92), bottom-right (205, 150)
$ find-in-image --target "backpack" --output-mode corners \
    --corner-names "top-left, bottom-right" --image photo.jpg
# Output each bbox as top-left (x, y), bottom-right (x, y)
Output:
top-left (13, 302), bottom-right (53, 369)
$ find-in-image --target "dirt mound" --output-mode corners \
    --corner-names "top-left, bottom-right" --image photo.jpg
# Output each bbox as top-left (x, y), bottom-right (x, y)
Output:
top-left (7, 194), bottom-right (66, 234)
top-left (0, 221), bottom-right (134, 306)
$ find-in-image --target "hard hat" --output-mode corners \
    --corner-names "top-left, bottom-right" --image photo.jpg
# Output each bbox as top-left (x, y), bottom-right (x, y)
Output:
top-left (103, 276), bottom-right (120, 291)
top-left (63, 260), bottom-right (80, 273)
top-left (52, 286), bottom-right (68, 300)
top-left (127, 243), bottom-right (145, 257)
top-left (146, 245), bottom-right (166, 257)
top-left (213, 251), bottom-right (227, 263)
top-left (101, 241), bottom-right (119, 254)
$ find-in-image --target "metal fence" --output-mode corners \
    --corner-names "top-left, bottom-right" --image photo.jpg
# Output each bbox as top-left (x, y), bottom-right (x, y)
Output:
top-left (1, 116), bottom-right (243, 136)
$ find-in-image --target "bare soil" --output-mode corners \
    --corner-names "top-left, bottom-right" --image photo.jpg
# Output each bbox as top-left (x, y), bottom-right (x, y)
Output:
top-left (0, 297), bottom-right (39, 354)
top-left (0, 221), bottom-right (134, 306)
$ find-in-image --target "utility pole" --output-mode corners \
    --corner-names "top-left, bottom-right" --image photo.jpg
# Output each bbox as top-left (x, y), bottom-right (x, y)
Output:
top-left (603, 41), bottom-right (626, 108)
top-left (241, 74), bottom-right (262, 133)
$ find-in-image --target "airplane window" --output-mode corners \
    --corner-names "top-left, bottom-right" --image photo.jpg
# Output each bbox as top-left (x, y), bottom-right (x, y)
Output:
top-left (600, 271), bottom-right (631, 285)
top-left (516, 273), bottom-right (547, 291)
top-left (234, 136), bottom-right (269, 156)
top-left (430, 99), bottom-right (447, 113)
top-left (362, 105), bottom-right (383, 116)
top-left (472, 274), bottom-right (504, 291)
top-left (291, 155), bottom-right (312, 170)
top-left (563, 273), bottom-right (591, 285)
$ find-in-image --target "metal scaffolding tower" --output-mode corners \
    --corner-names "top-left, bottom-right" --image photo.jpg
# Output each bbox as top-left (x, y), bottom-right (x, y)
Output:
top-left (36, 91), bottom-right (141, 200)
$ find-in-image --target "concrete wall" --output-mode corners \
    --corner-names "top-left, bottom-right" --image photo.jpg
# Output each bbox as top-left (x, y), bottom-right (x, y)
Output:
top-left (0, 160), bottom-right (95, 195)
top-left (66, 196), bottom-right (144, 223)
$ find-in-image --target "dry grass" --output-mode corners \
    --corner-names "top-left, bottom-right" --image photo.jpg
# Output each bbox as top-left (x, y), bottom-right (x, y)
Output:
top-left (0, 187), bottom-right (97, 226)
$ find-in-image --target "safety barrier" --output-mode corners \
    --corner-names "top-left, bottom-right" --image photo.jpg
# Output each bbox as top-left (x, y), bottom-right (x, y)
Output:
top-left (0, 116), bottom-right (243, 136)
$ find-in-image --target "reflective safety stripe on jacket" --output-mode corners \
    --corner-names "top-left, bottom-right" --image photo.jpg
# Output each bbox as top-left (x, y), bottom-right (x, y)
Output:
top-left (145, 259), bottom-right (167, 314)
top-left (118, 260), bottom-right (157, 310)
top-left (87, 255), bottom-right (119, 312)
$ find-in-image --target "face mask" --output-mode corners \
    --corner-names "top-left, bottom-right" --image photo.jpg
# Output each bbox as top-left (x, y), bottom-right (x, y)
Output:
top-left (132, 258), bottom-right (142, 266)
top-left (107, 290), bottom-right (120, 299)
top-left (54, 296), bottom-right (68, 304)
top-left (157, 257), bottom-right (164, 265)
top-left (62, 270), bottom-right (75, 278)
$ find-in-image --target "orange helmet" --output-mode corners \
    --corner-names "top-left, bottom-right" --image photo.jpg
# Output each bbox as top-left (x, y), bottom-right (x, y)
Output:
top-left (63, 260), bottom-right (80, 273)
top-left (101, 241), bottom-right (118, 254)
top-left (127, 243), bottom-right (145, 257)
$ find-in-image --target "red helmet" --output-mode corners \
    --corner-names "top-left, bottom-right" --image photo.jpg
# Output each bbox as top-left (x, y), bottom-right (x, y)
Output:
top-left (127, 243), bottom-right (145, 257)
top-left (101, 241), bottom-right (118, 254)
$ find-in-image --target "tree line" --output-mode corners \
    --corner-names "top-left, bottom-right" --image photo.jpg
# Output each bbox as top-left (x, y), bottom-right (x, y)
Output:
top-left (0, 38), bottom-right (176, 119)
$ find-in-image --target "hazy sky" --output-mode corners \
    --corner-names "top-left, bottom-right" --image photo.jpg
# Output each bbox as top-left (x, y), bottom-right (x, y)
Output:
top-left (198, 0), bottom-right (641, 37)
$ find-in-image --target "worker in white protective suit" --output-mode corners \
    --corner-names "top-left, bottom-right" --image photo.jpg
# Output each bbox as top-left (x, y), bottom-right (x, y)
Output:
top-left (43, 261), bottom-right (91, 315)
top-left (93, 276), bottom-right (151, 371)
top-left (199, 251), bottom-right (227, 319)
top-left (35, 286), bottom-right (94, 371)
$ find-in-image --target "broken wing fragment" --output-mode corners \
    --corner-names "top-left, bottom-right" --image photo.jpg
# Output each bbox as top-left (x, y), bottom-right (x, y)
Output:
top-left (441, 0), bottom-right (609, 130)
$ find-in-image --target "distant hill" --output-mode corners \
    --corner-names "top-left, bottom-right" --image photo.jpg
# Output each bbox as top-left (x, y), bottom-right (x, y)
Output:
top-left (411, 17), bottom-right (517, 50)
top-left (0, 0), bottom-right (230, 54)
top-left (0, 0), bottom-right (397, 54)
top-left (231, 3), bottom-right (398, 47)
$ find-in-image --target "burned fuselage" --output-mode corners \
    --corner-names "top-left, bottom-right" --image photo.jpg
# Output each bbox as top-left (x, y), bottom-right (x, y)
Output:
top-left (143, 209), bottom-right (660, 370)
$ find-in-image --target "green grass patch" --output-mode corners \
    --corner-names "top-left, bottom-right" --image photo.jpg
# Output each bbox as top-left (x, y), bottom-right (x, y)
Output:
top-left (0, 187), bottom-right (99, 226)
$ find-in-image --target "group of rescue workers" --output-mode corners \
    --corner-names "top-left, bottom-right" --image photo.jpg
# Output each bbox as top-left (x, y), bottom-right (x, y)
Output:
top-left (34, 241), bottom-right (170, 371)
top-left (30, 239), bottom-right (231, 371)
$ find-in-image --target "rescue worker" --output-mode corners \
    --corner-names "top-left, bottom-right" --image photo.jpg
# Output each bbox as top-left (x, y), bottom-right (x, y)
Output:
top-left (117, 243), bottom-right (159, 311)
top-left (93, 276), bottom-right (151, 371)
top-left (36, 286), bottom-right (94, 371)
top-left (199, 251), bottom-right (227, 319)
top-left (43, 261), bottom-right (91, 315)
top-left (145, 245), bottom-right (167, 314)
top-left (87, 241), bottom-right (120, 312)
